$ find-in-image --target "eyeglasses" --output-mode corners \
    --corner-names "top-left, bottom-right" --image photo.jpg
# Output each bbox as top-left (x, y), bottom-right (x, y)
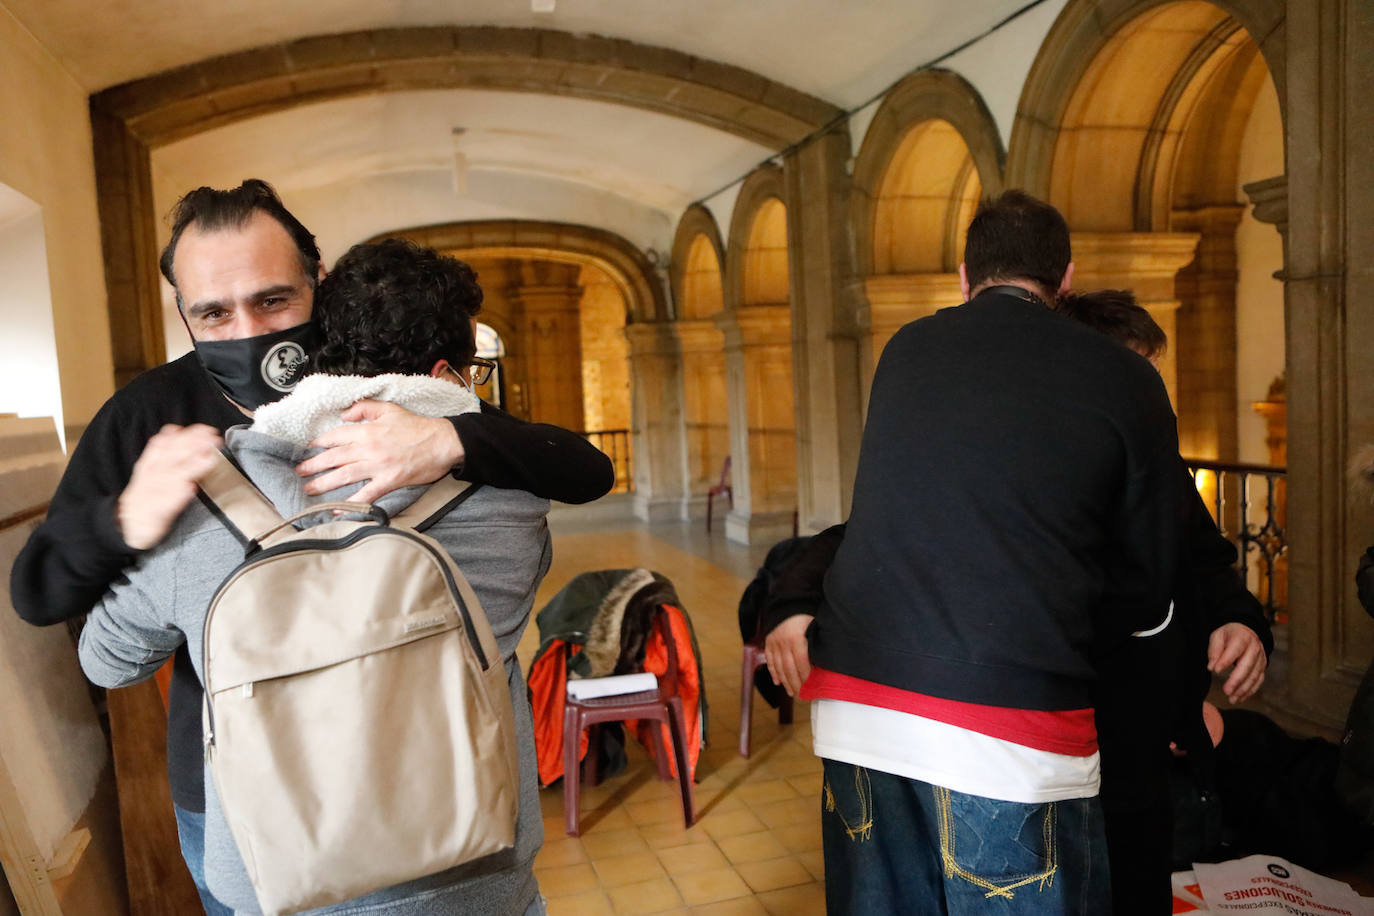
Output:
top-left (468, 357), bottom-right (496, 386)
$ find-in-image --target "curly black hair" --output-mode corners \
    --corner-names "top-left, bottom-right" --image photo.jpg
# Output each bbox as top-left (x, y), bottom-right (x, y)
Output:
top-left (1056, 288), bottom-right (1167, 360)
top-left (311, 239), bottom-right (483, 377)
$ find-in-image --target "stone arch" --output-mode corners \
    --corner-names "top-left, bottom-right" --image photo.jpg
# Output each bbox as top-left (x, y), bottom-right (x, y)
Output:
top-left (851, 68), bottom-right (1006, 277)
top-left (1006, 0), bottom-right (1285, 209)
top-left (368, 219), bottom-right (665, 324)
top-left (714, 165), bottom-right (797, 542)
top-left (91, 27), bottom-right (841, 386)
top-left (372, 220), bottom-right (643, 437)
top-left (724, 166), bottom-right (788, 312)
top-left (669, 205), bottom-right (726, 322)
top-left (666, 206), bottom-right (729, 497)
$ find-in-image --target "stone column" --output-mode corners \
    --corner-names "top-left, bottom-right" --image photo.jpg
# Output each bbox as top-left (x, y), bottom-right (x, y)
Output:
top-left (858, 272), bottom-right (963, 412)
top-left (673, 318), bottom-right (729, 519)
top-left (625, 321), bottom-right (688, 522)
top-left (1170, 205), bottom-right (1246, 462)
top-left (782, 130), bottom-right (866, 533)
top-left (715, 305), bottom-right (797, 544)
top-left (509, 262), bottom-right (584, 431)
top-left (1277, 0), bottom-right (1374, 733)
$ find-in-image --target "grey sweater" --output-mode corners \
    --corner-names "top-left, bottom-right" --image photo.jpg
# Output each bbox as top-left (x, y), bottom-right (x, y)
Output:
top-left (79, 424), bottom-right (551, 916)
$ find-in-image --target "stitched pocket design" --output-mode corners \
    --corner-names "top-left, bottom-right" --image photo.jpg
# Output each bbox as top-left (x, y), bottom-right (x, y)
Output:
top-left (822, 764), bottom-right (874, 842)
top-left (934, 786), bottom-right (1058, 899)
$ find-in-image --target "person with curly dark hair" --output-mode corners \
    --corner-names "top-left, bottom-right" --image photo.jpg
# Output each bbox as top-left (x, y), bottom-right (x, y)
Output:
top-left (14, 179), bottom-right (611, 914)
top-left (312, 239), bottom-right (484, 378)
top-left (81, 238), bottom-right (565, 915)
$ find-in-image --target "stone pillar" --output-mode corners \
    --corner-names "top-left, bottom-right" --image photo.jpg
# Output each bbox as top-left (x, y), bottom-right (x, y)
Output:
top-left (1069, 232), bottom-right (1200, 411)
top-left (673, 318), bottom-right (729, 518)
top-left (715, 305), bottom-right (797, 544)
top-left (1243, 175), bottom-right (1289, 257)
top-left (1277, 0), bottom-right (1374, 733)
top-left (782, 130), bottom-right (865, 533)
top-left (858, 273), bottom-right (963, 411)
top-left (1171, 205), bottom-right (1246, 461)
top-left (509, 262), bottom-right (584, 431)
top-left (625, 322), bottom-right (688, 522)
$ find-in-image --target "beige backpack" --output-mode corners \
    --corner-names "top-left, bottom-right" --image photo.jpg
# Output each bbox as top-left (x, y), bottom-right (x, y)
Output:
top-left (197, 451), bottom-right (519, 916)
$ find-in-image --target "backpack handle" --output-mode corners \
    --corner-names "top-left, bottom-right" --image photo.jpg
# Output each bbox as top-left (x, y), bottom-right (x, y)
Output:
top-left (252, 502), bottom-right (389, 550)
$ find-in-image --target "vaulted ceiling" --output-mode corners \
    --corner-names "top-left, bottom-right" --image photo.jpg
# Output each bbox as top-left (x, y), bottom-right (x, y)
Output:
top-left (4, 0), bottom-right (1066, 257)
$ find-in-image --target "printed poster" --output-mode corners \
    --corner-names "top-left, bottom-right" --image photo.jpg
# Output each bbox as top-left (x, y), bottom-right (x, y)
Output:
top-left (1194, 855), bottom-right (1371, 916)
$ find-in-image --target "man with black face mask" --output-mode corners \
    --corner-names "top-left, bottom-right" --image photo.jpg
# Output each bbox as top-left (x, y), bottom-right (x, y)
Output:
top-left (10, 179), bottom-right (613, 913)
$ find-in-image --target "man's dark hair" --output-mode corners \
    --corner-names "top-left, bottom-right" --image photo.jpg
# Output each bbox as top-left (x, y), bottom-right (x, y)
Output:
top-left (1057, 289), bottom-right (1167, 360)
top-left (310, 239), bottom-right (483, 377)
top-left (159, 179), bottom-right (320, 290)
top-left (963, 189), bottom-right (1071, 295)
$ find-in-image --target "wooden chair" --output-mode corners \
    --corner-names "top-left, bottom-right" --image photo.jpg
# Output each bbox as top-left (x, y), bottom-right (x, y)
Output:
top-left (738, 637), bottom-right (794, 757)
top-left (561, 608), bottom-right (695, 836)
top-left (706, 456), bottom-right (732, 533)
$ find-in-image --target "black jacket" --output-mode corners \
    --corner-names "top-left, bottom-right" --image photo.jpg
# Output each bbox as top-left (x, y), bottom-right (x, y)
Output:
top-left (11, 352), bottom-right (614, 810)
top-left (813, 288), bottom-right (1182, 712)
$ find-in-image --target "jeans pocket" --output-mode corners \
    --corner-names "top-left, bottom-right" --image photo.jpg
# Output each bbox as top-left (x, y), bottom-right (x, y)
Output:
top-left (935, 786), bottom-right (1058, 898)
top-left (822, 763), bottom-right (874, 842)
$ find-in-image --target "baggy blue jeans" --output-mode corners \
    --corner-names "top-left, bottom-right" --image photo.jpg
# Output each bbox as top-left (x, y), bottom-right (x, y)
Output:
top-left (821, 759), bottom-right (1111, 915)
top-left (173, 804), bottom-right (235, 916)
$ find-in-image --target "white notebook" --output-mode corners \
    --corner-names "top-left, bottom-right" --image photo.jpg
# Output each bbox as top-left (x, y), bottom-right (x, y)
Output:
top-left (566, 672), bottom-right (659, 700)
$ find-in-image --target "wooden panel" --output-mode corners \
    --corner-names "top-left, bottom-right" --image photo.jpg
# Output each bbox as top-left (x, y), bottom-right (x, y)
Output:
top-left (106, 682), bottom-right (201, 915)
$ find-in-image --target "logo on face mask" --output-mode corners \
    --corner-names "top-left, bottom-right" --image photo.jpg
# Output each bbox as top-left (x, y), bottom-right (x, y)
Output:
top-left (261, 341), bottom-right (308, 392)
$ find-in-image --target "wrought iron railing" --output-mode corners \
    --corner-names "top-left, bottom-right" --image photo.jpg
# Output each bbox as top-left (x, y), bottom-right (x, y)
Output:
top-left (1184, 458), bottom-right (1287, 621)
top-left (581, 429), bottom-right (633, 494)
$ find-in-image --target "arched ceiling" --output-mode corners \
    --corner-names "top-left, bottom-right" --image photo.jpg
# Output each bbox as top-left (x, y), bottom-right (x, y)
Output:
top-left (9, 1), bottom-right (1054, 103)
top-left (9, 0), bottom-right (1067, 263)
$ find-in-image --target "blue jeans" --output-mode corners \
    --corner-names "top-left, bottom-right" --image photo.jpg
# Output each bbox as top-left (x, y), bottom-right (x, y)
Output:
top-left (821, 760), bottom-right (1111, 915)
top-left (173, 804), bottom-right (235, 916)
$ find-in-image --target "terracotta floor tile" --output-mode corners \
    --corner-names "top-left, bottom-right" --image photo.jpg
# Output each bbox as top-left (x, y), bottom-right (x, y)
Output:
top-left (606, 877), bottom-right (683, 915)
top-left (796, 849), bottom-right (826, 881)
top-left (756, 882), bottom-right (827, 916)
top-left (734, 779), bottom-right (798, 806)
top-left (777, 819), bottom-right (824, 854)
top-left (699, 808), bottom-right (767, 842)
top-left (594, 851), bottom-right (669, 888)
top-left (686, 898), bottom-right (769, 916)
top-left (734, 857), bottom-right (813, 894)
top-left (749, 796), bottom-right (815, 830)
top-left (577, 805), bottom-right (637, 834)
top-left (580, 827), bottom-right (651, 859)
top-left (547, 890), bottom-right (615, 916)
top-left (638, 821), bottom-right (714, 850)
top-left (655, 841), bottom-right (730, 876)
top-left (715, 830), bottom-right (789, 865)
top-left (671, 867), bottom-right (753, 907)
top-left (539, 836), bottom-right (590, 868)
top-left (628, 796), bottom-right (693, 827)
top-left (537, 862), bottom-right (601, 897)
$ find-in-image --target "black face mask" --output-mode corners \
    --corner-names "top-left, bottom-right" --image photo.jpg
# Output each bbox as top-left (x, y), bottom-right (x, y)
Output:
top-left (193, 322), bottom-right (319, 411)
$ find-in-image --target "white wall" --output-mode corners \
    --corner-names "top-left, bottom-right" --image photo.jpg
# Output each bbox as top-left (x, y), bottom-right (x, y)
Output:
top-left (1234, 74), bottom-right (1285, 465)
top-left (0, 2), bottom-right (111, 437)
top-left (0, 201), bottom-right (64, 448)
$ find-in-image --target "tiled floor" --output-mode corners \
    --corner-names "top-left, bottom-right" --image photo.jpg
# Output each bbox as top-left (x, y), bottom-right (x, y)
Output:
top-left (519, 518), bottom-right (826, 916)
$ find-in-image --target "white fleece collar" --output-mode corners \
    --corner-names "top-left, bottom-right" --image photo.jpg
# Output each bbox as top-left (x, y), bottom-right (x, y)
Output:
top-left (250, 373), bottom-right (480, 447)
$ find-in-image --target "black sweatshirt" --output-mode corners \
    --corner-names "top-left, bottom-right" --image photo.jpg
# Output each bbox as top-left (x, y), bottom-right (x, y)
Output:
top-left (812, 289), bottom-right (1183, 712)
top-left (11, 352), bottom-right (614, 811)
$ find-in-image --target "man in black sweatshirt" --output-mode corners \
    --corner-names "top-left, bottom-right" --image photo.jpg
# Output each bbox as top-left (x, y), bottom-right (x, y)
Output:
top-left (790, 191), bottom-right (1182, 914)
top-left (10, 180), bottom-right (613, 913)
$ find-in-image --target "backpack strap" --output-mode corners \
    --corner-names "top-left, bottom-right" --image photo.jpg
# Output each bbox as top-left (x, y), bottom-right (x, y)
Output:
top-left (197, 449), bottom-right (287, 549)
top-left (390, 477), bottom-right (481, 532)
